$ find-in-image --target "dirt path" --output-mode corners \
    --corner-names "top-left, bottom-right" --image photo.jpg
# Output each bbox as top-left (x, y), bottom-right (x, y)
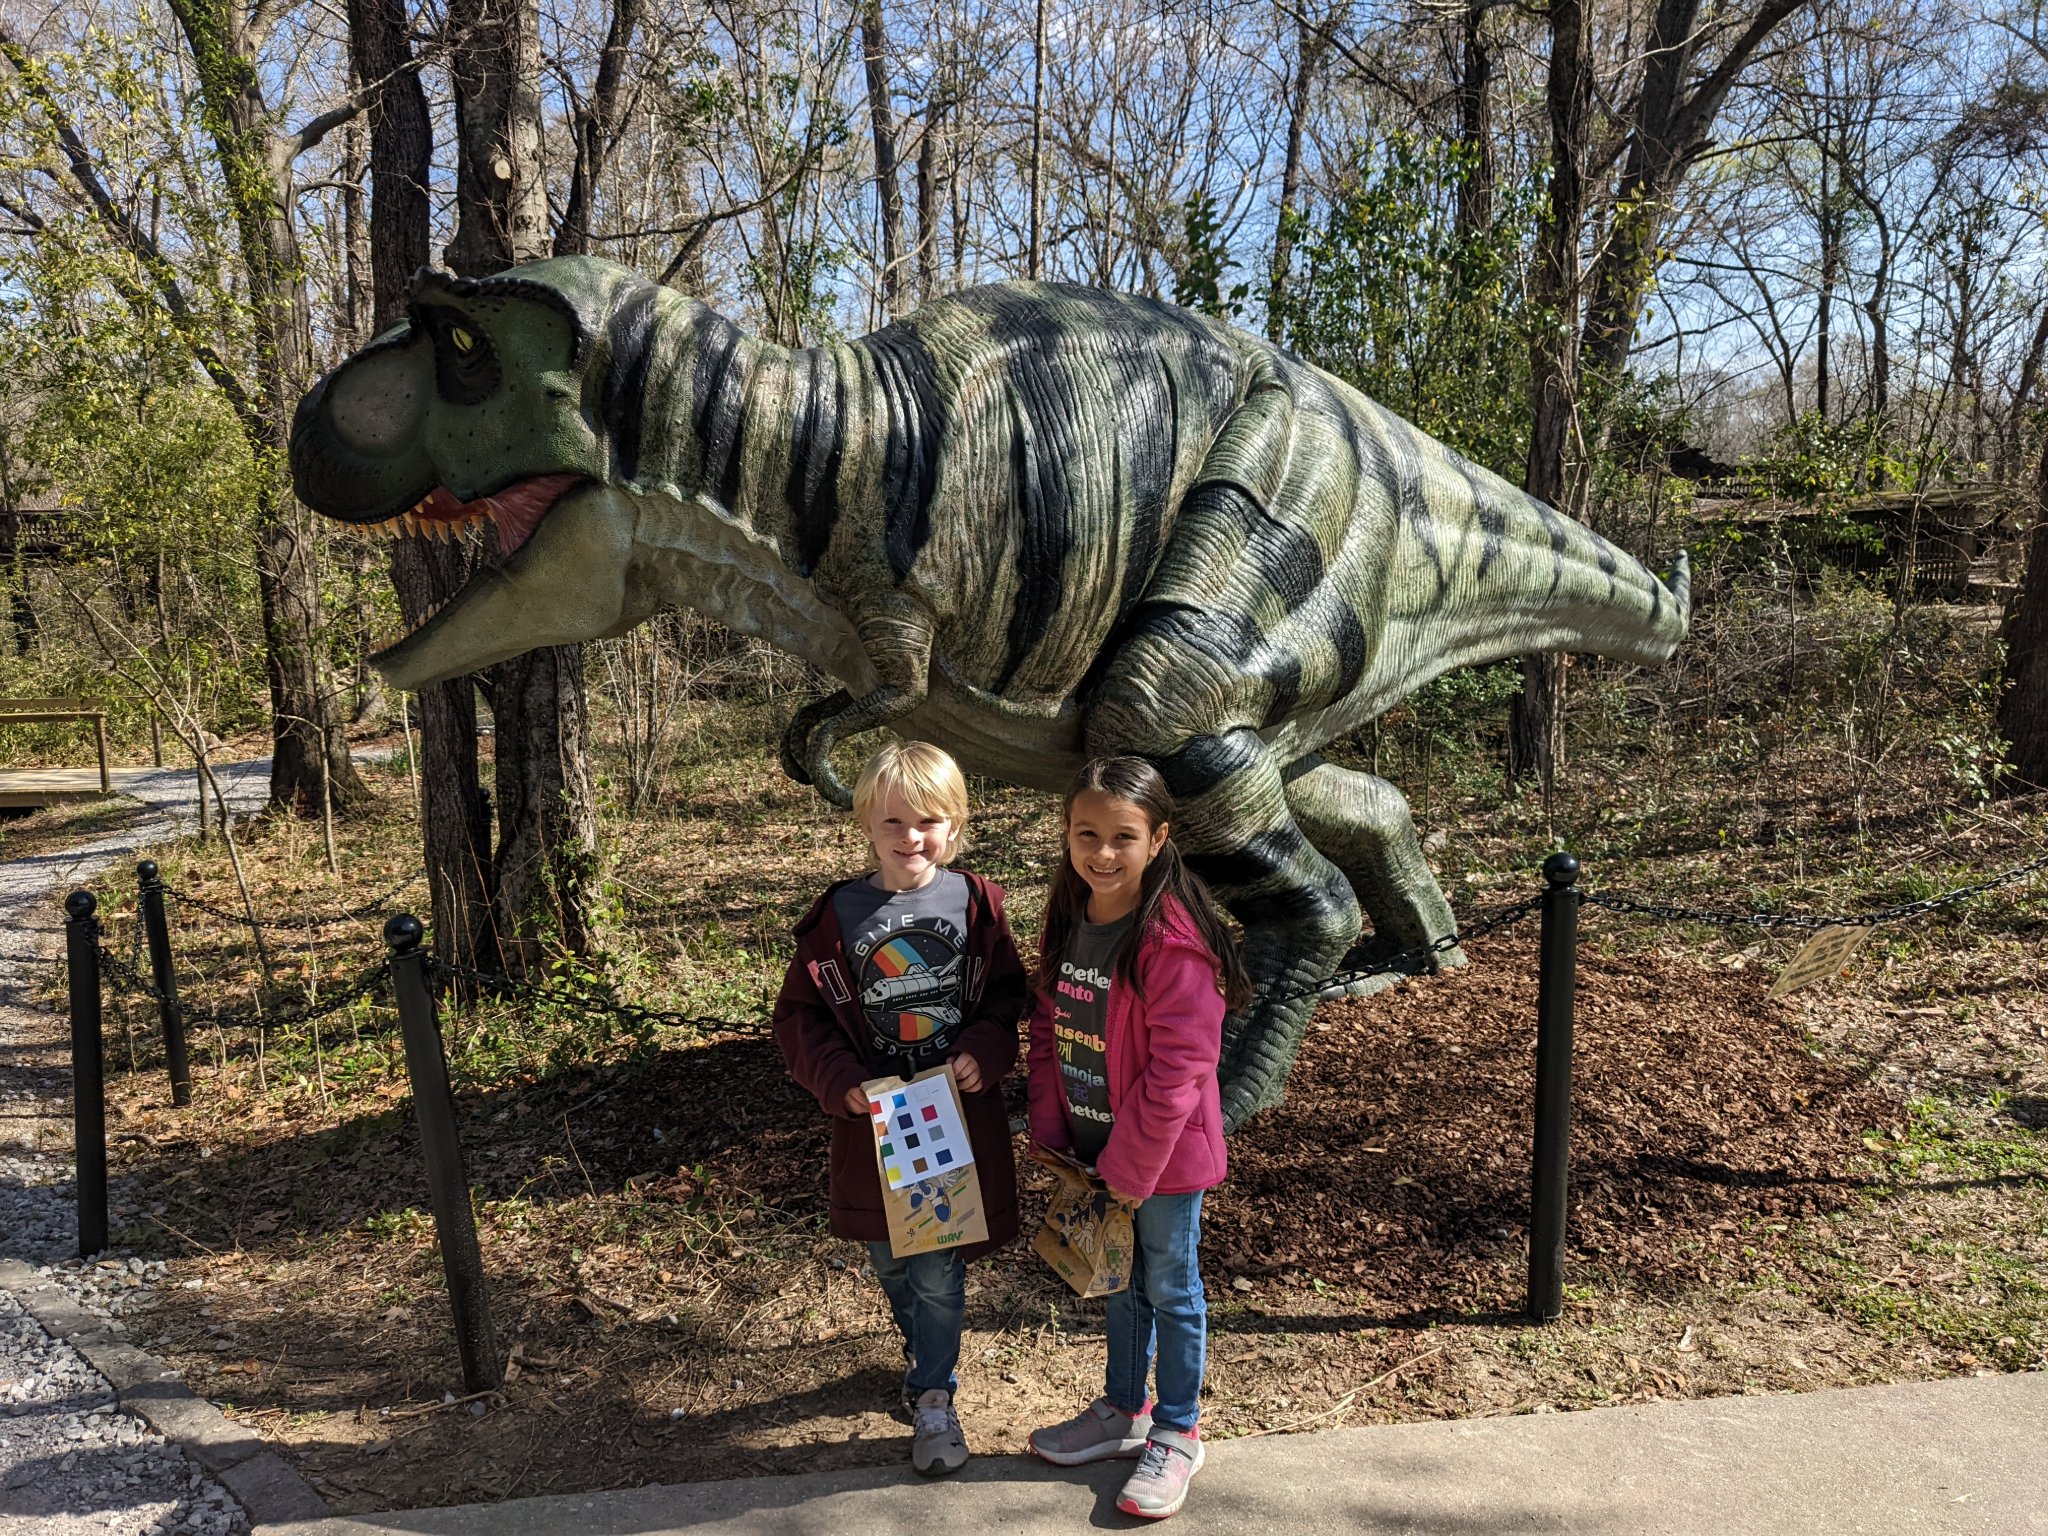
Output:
top-left (1, 760), bottom-right (275, 1536)
top-left (2, 760), bottom-right (272, 1245)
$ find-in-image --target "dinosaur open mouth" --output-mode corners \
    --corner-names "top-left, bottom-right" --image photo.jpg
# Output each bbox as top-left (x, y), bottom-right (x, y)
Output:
top-left (343, 472), bottom-right (586, 558)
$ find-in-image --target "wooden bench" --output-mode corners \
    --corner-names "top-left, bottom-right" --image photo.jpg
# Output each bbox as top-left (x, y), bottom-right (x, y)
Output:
top-left (0, 697), bottom-right (112, 808)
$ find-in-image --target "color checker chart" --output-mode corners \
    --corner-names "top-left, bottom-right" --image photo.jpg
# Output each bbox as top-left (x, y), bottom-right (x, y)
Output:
top-left (868, 1071), bottom-right (975, 1190)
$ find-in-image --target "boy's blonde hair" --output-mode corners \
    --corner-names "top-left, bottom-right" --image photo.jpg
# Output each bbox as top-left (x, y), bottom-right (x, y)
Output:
top-left (852, 741), bottom-right (969, 857)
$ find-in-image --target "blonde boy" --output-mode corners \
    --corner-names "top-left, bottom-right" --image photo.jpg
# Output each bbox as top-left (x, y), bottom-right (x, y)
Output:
top-left (770, 742), bottom-right (1026, 1475)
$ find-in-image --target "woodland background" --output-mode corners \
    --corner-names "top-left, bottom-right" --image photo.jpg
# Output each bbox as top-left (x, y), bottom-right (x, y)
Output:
top-left (1, 0), bottom-right (2047, 962)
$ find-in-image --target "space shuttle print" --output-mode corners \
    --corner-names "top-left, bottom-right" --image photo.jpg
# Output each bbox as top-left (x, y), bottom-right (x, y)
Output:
top-left (851, 916), bottom-right (967, 1053)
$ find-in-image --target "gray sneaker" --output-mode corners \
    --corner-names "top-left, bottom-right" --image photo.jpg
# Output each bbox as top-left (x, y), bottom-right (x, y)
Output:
top-left (1029, 1396), bottom-right (1153, 1466)
top-left (1116, 1427), bottom-right (1204, 1519)
top-left (911, 1388), bottom-right (969, 1476)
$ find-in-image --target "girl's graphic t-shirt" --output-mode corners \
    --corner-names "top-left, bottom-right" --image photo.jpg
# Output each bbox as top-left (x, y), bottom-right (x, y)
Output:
top-left (1053, 912), bottom-right (1133, 1167)
top-left (832, 869), bottom-right (972, 1074)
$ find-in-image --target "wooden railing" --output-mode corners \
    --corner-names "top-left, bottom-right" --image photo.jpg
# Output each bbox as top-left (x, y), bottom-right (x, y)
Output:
top-left (0, 696), bottom-right (111, 794)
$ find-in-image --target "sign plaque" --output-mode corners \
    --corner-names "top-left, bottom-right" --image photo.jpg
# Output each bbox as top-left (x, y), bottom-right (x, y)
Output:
top-left (1769, 924), bottom-right (1875, 999)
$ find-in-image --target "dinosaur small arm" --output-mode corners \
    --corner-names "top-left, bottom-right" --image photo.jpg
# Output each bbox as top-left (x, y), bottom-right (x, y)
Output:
top-left (290, 256), bottom-right (1688, 1128)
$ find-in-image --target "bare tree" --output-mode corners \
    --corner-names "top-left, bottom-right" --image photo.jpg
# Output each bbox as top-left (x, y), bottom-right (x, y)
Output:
top-left (1508, 0), bottom-right (1593, 794)
top-left (446, 0), bottom-right (602, 962)
top-left (348, 0), bottom-right (497, 969)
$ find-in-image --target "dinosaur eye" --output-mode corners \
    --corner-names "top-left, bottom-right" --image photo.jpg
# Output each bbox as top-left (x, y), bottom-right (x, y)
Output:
top-left (411, 302), bottom-right (500, 404)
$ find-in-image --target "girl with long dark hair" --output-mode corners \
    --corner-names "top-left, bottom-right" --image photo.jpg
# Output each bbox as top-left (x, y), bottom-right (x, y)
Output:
top-left (1024, 755), bottom-right (1246, 1521)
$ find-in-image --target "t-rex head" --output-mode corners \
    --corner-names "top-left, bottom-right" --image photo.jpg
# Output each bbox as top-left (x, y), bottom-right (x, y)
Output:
top-left (291, 257), bottom-right (653, 690)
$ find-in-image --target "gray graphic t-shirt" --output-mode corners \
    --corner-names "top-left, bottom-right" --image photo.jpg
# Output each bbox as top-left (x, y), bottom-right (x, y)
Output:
top-left (1053, 912), bottom-right (1133, 1167)
top-left (831, 869), bottom-right (972, 1073)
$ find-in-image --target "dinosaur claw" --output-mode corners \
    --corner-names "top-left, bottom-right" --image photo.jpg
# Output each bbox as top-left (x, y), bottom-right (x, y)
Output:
top-left (779, 691), bottom-right (853, 798)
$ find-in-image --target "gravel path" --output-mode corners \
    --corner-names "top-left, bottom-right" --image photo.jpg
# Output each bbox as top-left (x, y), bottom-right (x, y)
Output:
top-left (2, 761), bottom-right (274, 1536)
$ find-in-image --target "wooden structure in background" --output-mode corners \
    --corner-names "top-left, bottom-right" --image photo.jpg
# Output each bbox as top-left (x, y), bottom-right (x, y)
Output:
top-left (0, 696), bottom-right (112, 808)
top-left (1695, 486), bottom-right (2023, 603)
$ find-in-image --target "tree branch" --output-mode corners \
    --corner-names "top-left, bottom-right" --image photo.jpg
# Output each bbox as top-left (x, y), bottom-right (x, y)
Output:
top-left (1669, 0), bottom-right (1812, 154)
top-left (283, 52), bottom-right (426, 162)
top-left (0, 24), bottom-right (258, 427)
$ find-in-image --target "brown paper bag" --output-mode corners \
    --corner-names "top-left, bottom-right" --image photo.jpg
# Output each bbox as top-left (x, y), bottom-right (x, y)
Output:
top-left (1028, 1146), bottom-right (1135, 1297)
top-left (861, 1063), bottom-right (988, 1259)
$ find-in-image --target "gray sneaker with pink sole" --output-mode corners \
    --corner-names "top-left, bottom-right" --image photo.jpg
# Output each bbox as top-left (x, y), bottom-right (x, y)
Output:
top-left (1117, 1427), bottom-right (1204, 1519)
top-left (1028, 1397), bottom-right (1153, 1465)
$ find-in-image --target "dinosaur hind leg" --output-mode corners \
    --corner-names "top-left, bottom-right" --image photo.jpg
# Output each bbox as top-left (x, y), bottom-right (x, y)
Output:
top-left (1281, 755), bottom-right (1464, 992)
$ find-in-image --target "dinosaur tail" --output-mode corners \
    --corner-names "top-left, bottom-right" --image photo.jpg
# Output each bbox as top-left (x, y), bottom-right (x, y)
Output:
top-left (1368, 423), bottom-right (1691, 700)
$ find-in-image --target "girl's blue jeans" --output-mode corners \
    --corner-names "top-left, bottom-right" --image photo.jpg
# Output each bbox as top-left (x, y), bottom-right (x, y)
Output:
top-left (866, 1243), bottom-right (965, 1398)
top-left (1105, 1189), bottom-right (1207, 1433)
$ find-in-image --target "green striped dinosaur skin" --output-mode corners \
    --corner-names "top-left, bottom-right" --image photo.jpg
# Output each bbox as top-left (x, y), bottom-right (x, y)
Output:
top-left (291, 255), bottom-right (1689, 1128)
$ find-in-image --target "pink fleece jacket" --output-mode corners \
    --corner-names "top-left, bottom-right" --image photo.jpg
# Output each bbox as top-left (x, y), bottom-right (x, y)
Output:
top-left (1026, 895), bottom-right (1228, 1201)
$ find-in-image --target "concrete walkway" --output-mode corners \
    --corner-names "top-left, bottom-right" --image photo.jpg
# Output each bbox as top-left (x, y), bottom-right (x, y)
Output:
top-left (267, 1369), bottom-right (2045, 1536)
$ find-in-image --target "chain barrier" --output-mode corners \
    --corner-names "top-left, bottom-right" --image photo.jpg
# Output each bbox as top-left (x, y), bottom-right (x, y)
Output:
top-left (1582, 847), bottom-right (2048, 933)
top-left (165, 867), bottom-right (426, 937)
top-left (64, 847), bottom-right (2045, 1041)
top-left (1263, 895), bottom-right (1545, 1007)
top-left (96, 943), bottom-right (392, 1034)
top-left (423, 955), bottom-right (759, 1036)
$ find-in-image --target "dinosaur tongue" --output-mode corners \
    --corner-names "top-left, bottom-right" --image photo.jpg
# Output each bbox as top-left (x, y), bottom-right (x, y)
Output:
top-left (415, 472), bottom-right (584, 557)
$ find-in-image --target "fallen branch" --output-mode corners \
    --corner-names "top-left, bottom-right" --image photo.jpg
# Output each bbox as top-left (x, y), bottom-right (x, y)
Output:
top-left (1236, 1345), bottom-right (1446, 1438)
top-left (383, 1387), bottom-right (500, 1420)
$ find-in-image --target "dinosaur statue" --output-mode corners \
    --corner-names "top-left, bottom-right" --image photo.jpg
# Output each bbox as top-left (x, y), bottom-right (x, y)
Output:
top-left (291, 256), bottom-right (1688, 1129)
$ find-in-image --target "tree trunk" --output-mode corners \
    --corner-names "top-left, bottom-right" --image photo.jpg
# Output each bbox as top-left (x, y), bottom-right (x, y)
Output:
top-left (490, 642), bottom-right (600, 959)
top-left (915, 87), bottom-right (947, 304)
top-left (1027, 0), bottom-right (1046, 279)
top-left (341, 94), bottom-right (370, 350)
top-left (165, 0), bottom-right (367, 817)
top-left (858, 0), bottom-right (907, 317)
top-left (1508, 0), bottom-right (1590, 793)
top-left (1859, 192), bottom-right (1892, 481)
top-left (351, 0), bottom-right (497, 969)
top-left (1580, 0), bottom-right (1812, 383)
top-left (1454, 2), bottom-right (1496, 243)
top-left (1997, 451), bottom-right (2048, 793)
top-left (445, 0), bottom-right (550, 276)
top-left (445, 0), bottom-right (601, 964)
top-left (1267, 11), bottom-right (1330, 343)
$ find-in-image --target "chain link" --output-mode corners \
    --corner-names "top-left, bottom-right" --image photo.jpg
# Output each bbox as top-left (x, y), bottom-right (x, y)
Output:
top-left (1583, 847), bottom-right (2048, 933)
top-left (66, 846), bottom-right (2045, 1041)
top-left (166, 868), bottom-right (426, 937)
top-left (97, 945), bottom-right (168, 1007)
top-left (1263, 895), bottom-right (1545, 1007)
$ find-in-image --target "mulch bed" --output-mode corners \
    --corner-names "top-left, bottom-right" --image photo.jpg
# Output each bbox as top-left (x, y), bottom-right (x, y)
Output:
top-left (1211, 932), bottom-right (1895, 1308)
top-left (112, 930), bottom-right (1898, 1506)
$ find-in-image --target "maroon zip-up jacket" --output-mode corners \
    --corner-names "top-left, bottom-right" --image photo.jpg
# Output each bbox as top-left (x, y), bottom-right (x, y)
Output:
top-left (770, 869), bottom-right (1026, 1259)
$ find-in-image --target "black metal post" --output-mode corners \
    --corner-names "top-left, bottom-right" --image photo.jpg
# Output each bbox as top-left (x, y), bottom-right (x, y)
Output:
top-left (137, 861), bottom-right (191, 1107)
top-left (385, 914), bottom-right (501, 1392)
top-left (65, 890), bottom-right (108, 1259)
top-left (1528, 851), bottom-right (1581, 1323)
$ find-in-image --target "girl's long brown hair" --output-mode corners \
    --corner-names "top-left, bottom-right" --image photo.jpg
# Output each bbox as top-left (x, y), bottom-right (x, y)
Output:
top-left (1036, 756), bottom-right (1250, 1010)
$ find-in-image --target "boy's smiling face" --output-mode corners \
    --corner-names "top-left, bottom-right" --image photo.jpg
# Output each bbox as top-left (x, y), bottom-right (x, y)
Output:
top-left (861, 785), bottom-right (955, 892)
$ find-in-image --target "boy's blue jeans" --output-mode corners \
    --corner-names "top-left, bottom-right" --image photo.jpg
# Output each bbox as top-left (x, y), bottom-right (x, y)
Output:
top-left (866, 1243), bottom-right (966, 1398)
top-left (1105, 1190), bottom-right (1207, 1434)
